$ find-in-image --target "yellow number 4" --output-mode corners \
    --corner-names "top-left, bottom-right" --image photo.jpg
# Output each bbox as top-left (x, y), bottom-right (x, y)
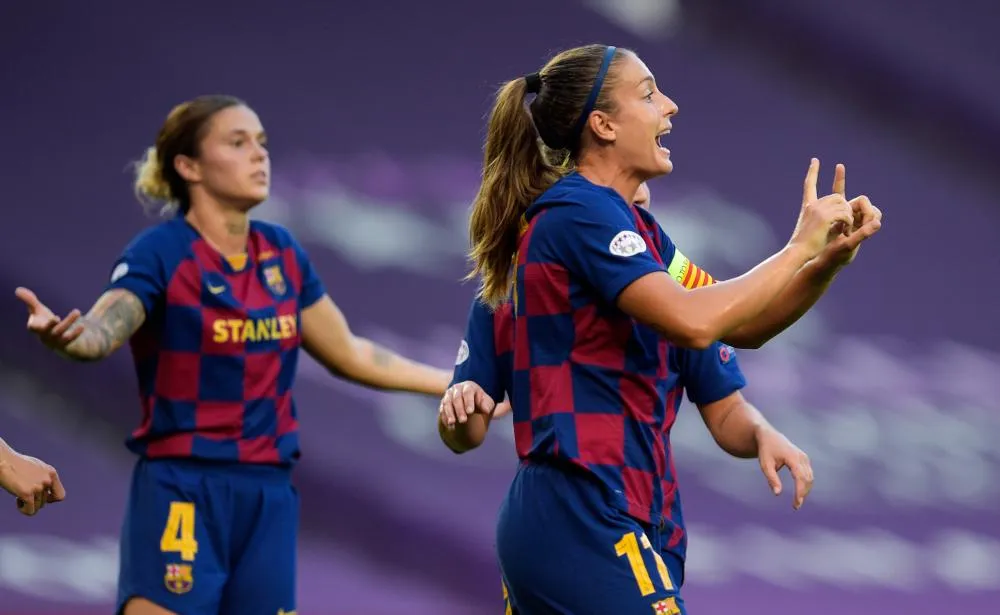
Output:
top-left (614, 532), bottom-right (674, 597)
top-left (160, 501), bottom-right (198, 562)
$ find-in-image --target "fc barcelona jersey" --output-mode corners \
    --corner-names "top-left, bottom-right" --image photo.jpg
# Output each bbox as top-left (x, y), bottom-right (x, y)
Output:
top-left (105, 217), bottom-right (326, 465)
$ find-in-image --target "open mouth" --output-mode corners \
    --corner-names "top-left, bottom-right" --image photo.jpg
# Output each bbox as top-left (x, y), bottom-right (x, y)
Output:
top-left (655, 128), bottom-right (671, 150)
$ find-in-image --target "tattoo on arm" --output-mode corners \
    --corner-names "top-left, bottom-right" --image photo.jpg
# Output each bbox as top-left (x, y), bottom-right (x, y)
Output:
top-left (64, 291), bottom-right (146, 361)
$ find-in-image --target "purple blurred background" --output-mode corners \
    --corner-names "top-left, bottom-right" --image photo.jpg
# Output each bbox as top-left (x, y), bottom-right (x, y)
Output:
top-left (2, 1), bottom-right (998, 613)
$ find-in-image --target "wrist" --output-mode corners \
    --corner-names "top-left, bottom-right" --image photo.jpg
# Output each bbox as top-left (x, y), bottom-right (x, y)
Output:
top-left (751, 422), bottom-right (774, 446)
top-left (429, 369), bottom-right (453, 397)
top-left (809, 251), bottom-right (846, 278)
top-left (782, 242), bottom-right (814, 267)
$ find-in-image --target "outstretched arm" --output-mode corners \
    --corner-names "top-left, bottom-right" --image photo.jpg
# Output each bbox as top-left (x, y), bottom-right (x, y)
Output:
top-left (15, 287), bottom-right (146, 362)
top-left (63, 290), bottom-right (146, 361)
top-left (301, 295), bottom-right (451, 396)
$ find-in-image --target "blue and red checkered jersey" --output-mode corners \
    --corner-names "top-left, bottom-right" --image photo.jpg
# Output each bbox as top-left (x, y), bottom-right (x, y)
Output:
top-left (511, 171), bottom-right (729, 525)
top-left (450, 297), bottom-right (514, 401)
top-left (104, 217), bottom-right (326, 465)
top-left (662, 340), bottom-right (745, 560)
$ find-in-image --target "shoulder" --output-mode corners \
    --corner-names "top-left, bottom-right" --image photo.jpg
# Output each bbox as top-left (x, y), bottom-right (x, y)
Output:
top-left (531, 173), bottom-right (624, 215)
top-left (121, 218), bottom-right (189, 254)
top-left (112, 219), bottom-right (191, 282)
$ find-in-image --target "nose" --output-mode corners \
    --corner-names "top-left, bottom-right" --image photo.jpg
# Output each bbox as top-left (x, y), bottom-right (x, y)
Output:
top-left (251, 141), bottom-right (268, 161)
top-left (661, 94), bottom-right (678, 118)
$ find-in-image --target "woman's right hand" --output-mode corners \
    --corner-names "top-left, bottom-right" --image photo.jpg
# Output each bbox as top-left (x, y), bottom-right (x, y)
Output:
top-left (14, 287), bottom-right (84, 351)
top-left (788, 159), bottom-right (854, 259)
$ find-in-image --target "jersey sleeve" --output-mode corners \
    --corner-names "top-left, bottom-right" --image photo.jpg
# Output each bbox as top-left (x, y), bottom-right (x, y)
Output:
top-left (104, 230), bottom-right (169, 316)
top-left (532, 203), bottom-right (665, 304)
top-left (450, 299), bottom-right (504, 401)
top-left (678, 342), bottom-right (747, 405)
top-left (290, 236), bottom-right (326, 309)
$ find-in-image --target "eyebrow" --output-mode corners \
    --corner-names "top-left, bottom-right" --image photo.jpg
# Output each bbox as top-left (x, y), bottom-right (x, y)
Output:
top-left (226, 129), bottom-right (267, 139)
top-left (637, 76), bottom-right (655, 89)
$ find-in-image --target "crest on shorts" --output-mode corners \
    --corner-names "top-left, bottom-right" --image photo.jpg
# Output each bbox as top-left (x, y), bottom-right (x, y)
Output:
top-left (164, 563), bottom-right (193, 594)
top-left (652, 597), bottom-right (680, 614)
top-left (263, 265), bottom-right (287, 296)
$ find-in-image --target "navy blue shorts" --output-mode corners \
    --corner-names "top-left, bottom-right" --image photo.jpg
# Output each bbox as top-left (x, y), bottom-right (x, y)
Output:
top-left (497, 461), bottom-right (686, 615)
top-left (116, 458), bottom-right (298, 615)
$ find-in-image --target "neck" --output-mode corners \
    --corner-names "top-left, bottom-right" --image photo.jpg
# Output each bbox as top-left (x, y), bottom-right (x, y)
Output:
top-left (185, 198), bottom-right (250, 256)
top-left (575, 155), bottom-right (642, 206)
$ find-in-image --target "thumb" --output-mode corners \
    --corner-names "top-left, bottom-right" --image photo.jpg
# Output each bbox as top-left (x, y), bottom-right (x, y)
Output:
top-left (14, 287), bottom-right (41, 312)
top-left (842, 219), bottom-right (881, 250)
top-left (760, 457), bottom-right (783, 496)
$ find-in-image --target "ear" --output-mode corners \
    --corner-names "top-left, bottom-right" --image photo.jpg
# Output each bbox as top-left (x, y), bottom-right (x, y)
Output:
top-left (587, 110), bottom-right (617, 144)
top-left (174, 154), bottom-right (202, 183)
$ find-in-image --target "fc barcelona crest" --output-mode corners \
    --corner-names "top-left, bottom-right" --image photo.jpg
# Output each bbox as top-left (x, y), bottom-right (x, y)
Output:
top-left (164, 563), bottom-right (193, 594)
top-left (263, 265), bottom-right (287, 296)
top-left (651, 598), bottom-right (680, 614)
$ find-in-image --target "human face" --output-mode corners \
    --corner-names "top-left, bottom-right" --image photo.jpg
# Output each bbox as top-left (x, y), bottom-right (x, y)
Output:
top-left (601, 52), bottom-right (677, 179)
top-left (182, 105), bottom-right (270, 209)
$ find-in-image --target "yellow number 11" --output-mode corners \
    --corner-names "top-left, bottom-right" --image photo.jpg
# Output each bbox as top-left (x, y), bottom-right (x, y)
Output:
top-left (614, 532), bottom-right (674, 597)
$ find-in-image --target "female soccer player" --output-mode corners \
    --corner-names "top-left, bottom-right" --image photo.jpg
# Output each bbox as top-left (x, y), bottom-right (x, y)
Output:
top-left (462, 44), bottom-right (876, 614)
top-left (13, 95), bottom-right (452, 615)
top-left (0, 437), bottom-right (65, 516)
top-left (440, 182), bottom-right (870, 613)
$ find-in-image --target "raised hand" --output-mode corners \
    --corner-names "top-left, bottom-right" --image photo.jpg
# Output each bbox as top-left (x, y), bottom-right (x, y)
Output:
top-left (14, 287), bottom-right (84, 351)
top-left (788, 158), bottom-right (854, 259)
top-left (821, 164), bottom-right (883, 266)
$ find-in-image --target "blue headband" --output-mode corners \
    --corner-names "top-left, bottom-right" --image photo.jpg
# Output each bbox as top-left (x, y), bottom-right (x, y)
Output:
top-left (571, 45), bottom-right (617, 144)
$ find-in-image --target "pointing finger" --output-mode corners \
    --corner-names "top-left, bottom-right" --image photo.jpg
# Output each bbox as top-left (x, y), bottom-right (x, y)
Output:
top-left (802, 158), bottom-right (820, 205)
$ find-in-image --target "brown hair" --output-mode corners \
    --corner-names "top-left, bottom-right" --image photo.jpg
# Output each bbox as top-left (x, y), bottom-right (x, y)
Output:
top-left (467, 44), bottom-right (625, 306)
top-left (133, 95), bottom-right (245, 215)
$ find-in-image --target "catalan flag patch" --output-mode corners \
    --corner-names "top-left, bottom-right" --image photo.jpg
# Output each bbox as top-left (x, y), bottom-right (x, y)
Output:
top-left (666, 249), bottom-right (715, 289)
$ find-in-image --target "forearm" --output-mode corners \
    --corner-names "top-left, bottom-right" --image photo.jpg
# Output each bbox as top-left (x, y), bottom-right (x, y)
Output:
top-left (684, 244), bottom-right (813, 345)
top-left (59, 320), bottom-right (117, 362)
top-left (336, 337), bottom-right (451, 396)
top-left (60, 290), bottom-right (145, 362)
top-left (0, 438), bottom-right (14, 465)
top-left (709, 398), bottom-right (772, 459)
top-left (723, 256), bottom-right (840, 349)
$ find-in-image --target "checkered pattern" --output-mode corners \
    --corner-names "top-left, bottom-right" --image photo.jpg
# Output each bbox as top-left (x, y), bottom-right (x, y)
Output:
top-left (511, 190), bottom-right (686, 526)
top-left (108, 219), bottom-right (324, 465)
top-left (492, 301), bottom-right (515, 393)
top-left (485, 189), bottom-right (740, 562)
